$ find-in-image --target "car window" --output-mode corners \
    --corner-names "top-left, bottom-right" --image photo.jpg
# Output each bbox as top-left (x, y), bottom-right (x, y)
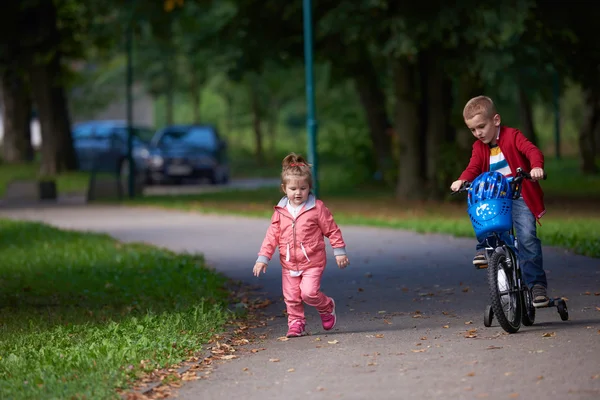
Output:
top-left (72, 124), bottom-right (95, 139)
top-left (157, 127), bottom-right (217, 149)
top-left (94, 125), bottom-right (116, 138)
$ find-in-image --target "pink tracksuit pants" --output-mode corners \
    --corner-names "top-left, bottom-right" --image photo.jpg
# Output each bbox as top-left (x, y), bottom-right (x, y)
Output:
top-left (281, 266), bottom-right (334, 326)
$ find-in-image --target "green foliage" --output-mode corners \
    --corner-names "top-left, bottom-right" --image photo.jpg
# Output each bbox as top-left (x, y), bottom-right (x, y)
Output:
top-left (0, 219), bottom-right (230, 399)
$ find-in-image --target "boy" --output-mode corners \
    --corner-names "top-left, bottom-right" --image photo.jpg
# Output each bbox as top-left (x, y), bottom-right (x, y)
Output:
top-left (450, 95), bottom-right (549, 307)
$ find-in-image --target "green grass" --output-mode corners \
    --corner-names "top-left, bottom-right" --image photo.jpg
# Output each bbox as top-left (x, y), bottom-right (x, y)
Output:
top-left (0, 162), bottom-right (92, 197)
top-left (0, 219), bottom-right (230, 399)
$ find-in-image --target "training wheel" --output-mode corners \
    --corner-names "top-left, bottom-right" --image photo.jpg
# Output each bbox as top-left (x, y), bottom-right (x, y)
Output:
top-left (484, 304), bottom-right (493, 327)
top-left (557, 300), bottom-right (569, 321)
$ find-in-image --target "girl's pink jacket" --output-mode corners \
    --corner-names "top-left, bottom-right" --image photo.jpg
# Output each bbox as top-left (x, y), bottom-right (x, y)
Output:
top-left (256, 194), bottom-right (347, 271)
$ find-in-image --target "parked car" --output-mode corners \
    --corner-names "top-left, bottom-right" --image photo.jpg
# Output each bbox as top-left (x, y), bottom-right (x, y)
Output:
top-left (147, 124), bottom-right (230, 185)
top-left (72, 120), bottom-right (154, 182)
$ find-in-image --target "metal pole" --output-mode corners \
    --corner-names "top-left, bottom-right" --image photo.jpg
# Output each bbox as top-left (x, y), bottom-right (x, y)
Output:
top-left (303, 0), bottom-right (318, 197)
top-left (126, 0), bottom-right (135, 198)
top-left (553, 70), bottom-right (561, 160)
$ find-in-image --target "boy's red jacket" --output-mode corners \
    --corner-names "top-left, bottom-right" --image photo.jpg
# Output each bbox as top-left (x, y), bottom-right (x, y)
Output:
top-left (459, 126), bottom-right (546, 219)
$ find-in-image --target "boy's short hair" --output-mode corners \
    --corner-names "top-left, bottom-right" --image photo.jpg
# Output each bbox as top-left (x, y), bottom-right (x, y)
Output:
top-left (463, 96), bottom-right (497, 120)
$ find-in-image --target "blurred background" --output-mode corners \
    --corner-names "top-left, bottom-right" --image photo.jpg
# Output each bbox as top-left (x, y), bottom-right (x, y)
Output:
top-left (0, 0), bottom-right (598, 200)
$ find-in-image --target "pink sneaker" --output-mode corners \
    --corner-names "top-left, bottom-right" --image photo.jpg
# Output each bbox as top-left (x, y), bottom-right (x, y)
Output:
top-left (286, 320), bottom-right (306, 338)
top-left (320, 298), bottom-right (337, 331)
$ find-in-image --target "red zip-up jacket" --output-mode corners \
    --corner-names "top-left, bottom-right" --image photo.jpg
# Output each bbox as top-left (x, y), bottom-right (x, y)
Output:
top-left (458, 126), bottom-right (546, 219)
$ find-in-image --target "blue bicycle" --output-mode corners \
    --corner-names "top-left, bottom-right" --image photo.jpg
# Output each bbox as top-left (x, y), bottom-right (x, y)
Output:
top-left (455, 168), bottom-right (568, 333)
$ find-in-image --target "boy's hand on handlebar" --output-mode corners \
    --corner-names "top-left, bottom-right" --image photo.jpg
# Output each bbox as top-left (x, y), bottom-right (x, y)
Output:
top-left (450, 180), bottom-right (465, 192)
top-left (530, 167), bottom-right (545, 181)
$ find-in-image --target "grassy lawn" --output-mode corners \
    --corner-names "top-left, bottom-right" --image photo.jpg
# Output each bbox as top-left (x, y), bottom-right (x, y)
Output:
top-left (0, 162), bottom-right (91, 197)
top-left (0, 219), bottom-right (231, 399)
top-left (124, 157), bottom-right (600, 259)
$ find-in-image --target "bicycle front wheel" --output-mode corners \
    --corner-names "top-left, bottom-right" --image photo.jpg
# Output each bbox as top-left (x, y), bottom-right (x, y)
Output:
top-left (487, 249), bottom-right (522, 333)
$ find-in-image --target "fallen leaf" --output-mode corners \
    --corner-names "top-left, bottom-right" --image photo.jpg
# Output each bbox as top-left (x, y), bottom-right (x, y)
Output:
top-left (504, 372), bottom-right (513, 376)
top-left (316, 386), bottom-right (325, 391)
top-left (287, 368), bottom-right (295, 373)
top-left (420, 336), bottom-right (428, 340)
top-left (251, 348), bottom-right (266, 353)
top-left (509, 393), bottom-right (519, 398)
top-left (596, 307), bottom-right (600, 312)
top-left (595, 292), bottom-right (600, 296)
top-left (375, 334), bottom-right (384, 338)
top-left (181, 371), bottom-right (199, 381)
top-left (220, 355), bottom-right (238, 360)
top-left (242, 368), bottom-right (249, 371)
top-left (442, 311), bottom-right (450, 315)
top-left (537, 376), bottom-right (544, 381)
top-left (467, 372), bottom-right (476, 377)
top-left (584, 291), bottom-right (592, 295)
top-left (464, 329), bottom-right (478, 338)
top-left (328, 340), bottom-right (339, 344)
top-left (411, 349), bottom-right (426, 353)
top-left (367, 362), bottom-right (377, 366)
top-left (378, 310), bottom-right (386, 314)
top-left (443, 325), bottom-right (450, 329)
top-left (465, 321), bottom-right (473, 325)
top-left (542, 332), bottom-right (556, 338)
top-left (269, 358), bottom-right (280, 363)
top-left (277, 337), bottom-right (289, 342)
top-left (383, 319), bottom-right (392, 325)
top-left (464, 386), bottom-right (473, 391)
top-left (462, 287), bottom-right (470, 293)
top-left (592, 374), bottom-right (600, 380)
top-left (314, 337), bottom-right (322, 341)
top-left (358, 288), bottom-right (364, 292)
top-left (486, 345), bottom-right (503, 350)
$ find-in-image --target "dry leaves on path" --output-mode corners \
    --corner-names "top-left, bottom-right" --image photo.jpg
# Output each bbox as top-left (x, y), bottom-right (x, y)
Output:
top-left (328, 340), bottom-right (339, 344)
top-left (464, 329), bottom-right (478, 338)
top-left (542, 332), bottom-right (556, 338)
top-left (269, 358), bottom-right (280, 363)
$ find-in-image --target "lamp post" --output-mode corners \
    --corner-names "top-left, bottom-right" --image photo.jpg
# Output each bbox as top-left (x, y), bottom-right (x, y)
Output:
top-left (126, 0), bottom-right (135, 198)
top-left (302, 0), bottom-right (318, 197)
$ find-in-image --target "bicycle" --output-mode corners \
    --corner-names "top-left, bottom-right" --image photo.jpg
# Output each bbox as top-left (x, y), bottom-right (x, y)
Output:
top-left (454, 168), bottom-right (568, 333)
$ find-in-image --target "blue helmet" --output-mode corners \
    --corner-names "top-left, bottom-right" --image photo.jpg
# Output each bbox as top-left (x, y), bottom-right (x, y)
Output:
top-left (468, 171), bottom-right (512, 207)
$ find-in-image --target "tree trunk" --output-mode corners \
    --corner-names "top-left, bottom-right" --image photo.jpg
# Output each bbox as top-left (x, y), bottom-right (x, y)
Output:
top-left (28, 53), bottom-right (77, 175)
top-left (190, 68), bottom-right (202, 124)
top-left (579, 89), bottom-right (599, 174)
top-left (518, 85), bottom-right (538, 145)
top-left (165, 72), bottom-right (174, 125)
top-left (420, 51), bottom-right (449, 198)
top-left (455, 73), bottom-right (485, 150)
top-left (352, 67), bottom-right (392, 175)
top-left (249, 84), bottom-right (264, 165)
top-left (393, 60), bottom-right (423, 199)
top-left (267, 101), bottom-right (280, 154)
top-left (1, 68), bottom-right (34, 162)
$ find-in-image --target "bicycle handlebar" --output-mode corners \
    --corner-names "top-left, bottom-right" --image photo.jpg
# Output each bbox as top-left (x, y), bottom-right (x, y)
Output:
top-left (451, 167), bottom-right (547, 196)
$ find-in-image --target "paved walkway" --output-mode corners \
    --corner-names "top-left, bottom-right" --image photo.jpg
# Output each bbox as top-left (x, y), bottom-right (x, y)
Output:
top-left (1, 205), bottom-right (599, 400)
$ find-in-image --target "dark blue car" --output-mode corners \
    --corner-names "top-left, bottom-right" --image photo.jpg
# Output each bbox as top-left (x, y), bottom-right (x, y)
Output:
top-left (147, 124), bottom-right (230, 185)
top-left (72, 120), bottom-right (154, 180)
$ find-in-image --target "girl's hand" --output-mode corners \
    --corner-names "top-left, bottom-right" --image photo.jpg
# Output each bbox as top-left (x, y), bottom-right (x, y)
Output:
top-left (253, 262), bottom-right (267, 277)
top-left (335, 255), bottom-right (350, 269)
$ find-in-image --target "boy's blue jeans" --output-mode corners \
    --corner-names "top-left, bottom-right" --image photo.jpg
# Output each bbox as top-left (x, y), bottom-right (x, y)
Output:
top-left (476, 198), bottom-right (547, 289)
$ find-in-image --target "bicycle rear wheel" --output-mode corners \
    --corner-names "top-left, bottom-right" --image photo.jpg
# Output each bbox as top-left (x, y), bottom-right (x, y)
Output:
top-left (487, 248), bottom-right (522, 333)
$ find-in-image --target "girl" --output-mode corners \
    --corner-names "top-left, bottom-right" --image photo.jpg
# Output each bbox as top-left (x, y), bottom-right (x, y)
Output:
top-left (253, 153), bottom-right (350, 338)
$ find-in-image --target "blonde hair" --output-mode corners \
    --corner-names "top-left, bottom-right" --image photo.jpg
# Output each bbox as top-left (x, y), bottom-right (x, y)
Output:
top-left (281, 152), bottom-right (312, 188)
top-left (463, 95), bottom-right (498, 120)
